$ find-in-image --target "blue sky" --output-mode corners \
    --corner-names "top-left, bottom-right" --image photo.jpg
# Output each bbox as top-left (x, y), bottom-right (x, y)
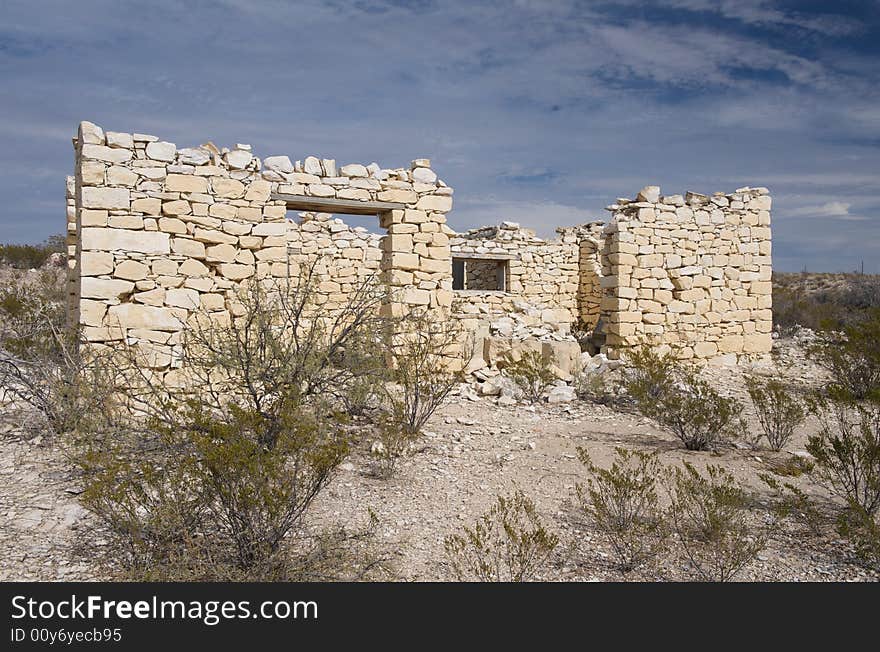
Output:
top-left (2, 0), bottom-right (879, 272)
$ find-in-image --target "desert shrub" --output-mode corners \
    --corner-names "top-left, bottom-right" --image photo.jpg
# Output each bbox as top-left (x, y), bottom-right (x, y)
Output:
top-left (336, 331), bottom-right (388, 417)
top-left (745, 375), bottom-right (806, 451)
top-left (644, 367), bottom-right (744, 451)
top-left (667, 463), bottom-right (768, 581)
top-left (0, 269), bottom-right (115, 436)
top-left (444, 490), bottom-right (559, 582)
top-left (0, 234), bottom-right (65, 269)
top-left (576, 447), bottom-right (667, 573)
top-left (809, 310), bottom-right (880, 401)
top-left (837, 505), bottom-right (880, 570)
top-left (620, 344), bottom-right (678, 411)
top-left (772, 272), bottom-right (880, 333)
top-left (572, 369), bottom-right (615, 405)
top-left (502, 349), bottom-right (556, 404)
top-left (74, 267), bottom-right (389, 579)
top-left (370, 417), bottom-right (419, 479)
top-left (384, 308), bottom-right (469, 435)
top-left (806, 397), bottom-right (880, 518)
top-left (759, 473), bottom-right (826, 537)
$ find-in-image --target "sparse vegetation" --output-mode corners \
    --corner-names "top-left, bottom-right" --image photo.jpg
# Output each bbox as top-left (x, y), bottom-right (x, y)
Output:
top-left (72, 267), bottom-right (391, 579)
top-left (745, 375), bottom-right (806, 451)
top-left (772, 272), bottom-right (880, 334)
top-left (621, 345), bottom-right (744, 451)
top-left (502, 349), bottom-right (556, 404)
top-left (576, 447), bottom-right (667, 574)
top-left (384, 308), bottom-right (468, 435)
top-left (809, 311), bottom-right (880, 402)
top-left (444, 490), bottom-right (559, 581)
top-left (667, 463), bottom-right (768, 582)
top-left (0, 234), bottom-right (65, 269)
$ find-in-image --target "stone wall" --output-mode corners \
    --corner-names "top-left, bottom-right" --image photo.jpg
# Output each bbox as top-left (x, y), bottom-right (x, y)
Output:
top-left (70, 120), bottom-right (454, 379)
top-left (67, 120), bottom-right (773, 378)
top-left (599, 185), bottom-right (773, 361)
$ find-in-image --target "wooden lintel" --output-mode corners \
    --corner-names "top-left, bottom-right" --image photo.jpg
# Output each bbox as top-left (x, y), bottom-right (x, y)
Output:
top-left (451, 252), bottom-right (516, 261)
top-left (271, 193), bottom-right (405, 215)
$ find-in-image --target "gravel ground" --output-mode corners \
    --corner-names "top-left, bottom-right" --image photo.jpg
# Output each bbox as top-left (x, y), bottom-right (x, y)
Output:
top-left (1, 333), bottom-right (877, 582)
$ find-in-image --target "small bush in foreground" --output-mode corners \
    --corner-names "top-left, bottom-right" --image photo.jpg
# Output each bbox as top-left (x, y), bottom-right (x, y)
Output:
top-left (444, 490), bottom-right (559, 581)
top-left (745, 375), bottom-right (806, 451)
top-left (647, 369), bottom-right (744, 451)
top-left (806, 397), bottom-right (880, 518)
top-left (620, 344), bottom-right (678, 411)
top-left (503, 349), bottom-right (556, 404)
top-left (809, 311), bottom-right (880, 401)
top-left (576, 447), bottom-right (667, 574)
top-left (667, 463), bottom-right (768, 582)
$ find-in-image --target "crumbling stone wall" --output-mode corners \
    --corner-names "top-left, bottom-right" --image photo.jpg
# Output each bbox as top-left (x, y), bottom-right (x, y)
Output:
top-left (70, 121), bottom-right (454, 382)
top-left (600, 186), bottom-right (773, 361)
top-left (68, 120), bottom-right (773, 380)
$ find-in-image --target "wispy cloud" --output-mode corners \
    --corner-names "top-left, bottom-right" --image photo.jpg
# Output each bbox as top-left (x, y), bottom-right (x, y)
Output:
top-left (0, 0), bottom-right (878, 271)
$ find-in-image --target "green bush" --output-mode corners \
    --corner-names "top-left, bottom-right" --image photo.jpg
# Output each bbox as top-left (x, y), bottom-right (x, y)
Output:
top-left (809, 311), bottom-right (880, 402)
top-left (620, 344), bottom-right (678, 412)
top-left (576, 447), bottom-right (667, 573)
top-left (502, 349), bottom-right (556, 404)
top-left (384, 308), bottom-right (468, 435)
top-left (0, 234), bottom-right (65, 269)
top-left (667, 463), bottom-right (768, 581)
top-left (444, 490), bottom-right (559, 581)
top-left (806, 397), bottom-right (880, 518)
top-left (745, 375), bottom-right (806, 451)
top-left (641, 367), bottom-right (744, 451)
top-left (73, 267), bottom-right (390, 579)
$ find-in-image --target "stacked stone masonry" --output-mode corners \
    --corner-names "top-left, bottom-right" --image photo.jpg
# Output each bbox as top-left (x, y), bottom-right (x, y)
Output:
top-left (600, 185), bottom-right (773, 362)
top-left (68, 122), bottom-right (772, 383)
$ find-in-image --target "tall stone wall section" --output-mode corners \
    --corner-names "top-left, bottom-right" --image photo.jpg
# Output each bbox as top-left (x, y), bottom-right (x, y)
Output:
top-left (600, 186), bottom-right (773, 361)
top-left (70, 121), bottom-right (454, 381)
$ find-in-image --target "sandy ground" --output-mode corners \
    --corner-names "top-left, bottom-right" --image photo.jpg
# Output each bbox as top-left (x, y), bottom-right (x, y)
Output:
top-left (0, 333), bottom-right (877, 582)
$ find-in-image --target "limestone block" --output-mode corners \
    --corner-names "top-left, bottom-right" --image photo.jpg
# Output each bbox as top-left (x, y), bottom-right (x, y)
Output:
top-left (171, 237), bottom-right (206, 258)
top-left (309, 184), bottom-right (335, 197)
top-left (254, 247), bottom-right (287, 262)
top-left (162, 200), bottom-right (192, 216)
top-left (401, 288), bottom-right (431, 305)
top-left (412, 167), bottom-right (437, 184)
top-left (212, 178), bottom-right (245, 198)
top-left (264, 156), bottom-right (294, 174)
top-left (244, 179), bottom-right (272, 202)
top-left (378, 189), bottom-right (417, 203)
top-left (78, 121), bottom-right (105, 145)
top-left (165, 288), bottom-right (200, 310)
top-left (81, 277), bottom-right (135, 300)
top-left (107, 304), bottom-right (182, 331)
top-left (80, 161), bottom-right (105, 185)
top-left (194, 228), bottom-right (237, 245)
top-left (165, 174), bottom-right (209, 193)
top-left (218, 263), bottom-right (255, 280)
top-left (82, 228), bottom-right (170, 254)
top-left (252, 222), bottom-right (287, 237)
top-left (114, 260), bottom-right (150, 281)
top-left (415, 195), bottom-right (452, 212)
top-left (151, 259), bottom-right (178, 275)
top-left (106, 166), bottom-right (138, 187)
top-left (146, 141), bottom-right (176, 162)
top-left (81, 187), bottom-right (130, 210)
top-left (206, 243), bottom-right (237, 263)
top-left (225, 150), bottom-right (252, 169)
top-left (80, 252), bottom-right (114, 276)
top-left (340, 164), bottom-right (368, 177)
top-left (107, 216), bottom-right (144, 229)
top-left (178, 259), bottom-right (210, 276)
top-left (132, 198), bottom-right (162, 215)
top-left (79, 299), bottom-right (107, 327)
top-left (81, 145), bottom-right (132, 164)
top-left (178, 147), bottom-right (211, 166)
top-left (158, 217), bottom-right (187, 234)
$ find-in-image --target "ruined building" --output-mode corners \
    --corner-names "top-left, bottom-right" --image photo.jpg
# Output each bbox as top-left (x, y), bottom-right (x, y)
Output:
top-left (65, 121), bottom-right (773, 383)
